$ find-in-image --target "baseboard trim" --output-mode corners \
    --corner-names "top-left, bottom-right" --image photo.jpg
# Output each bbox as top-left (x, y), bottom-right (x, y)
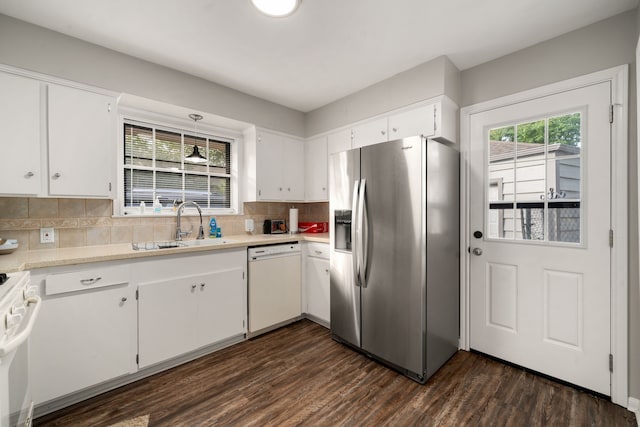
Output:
top-left (628, 397), bottom-right (639, 426)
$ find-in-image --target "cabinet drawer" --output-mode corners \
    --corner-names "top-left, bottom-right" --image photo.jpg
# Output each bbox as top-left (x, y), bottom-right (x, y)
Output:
top-left (306, 242), bottom-right (329, 259)
top-left (46, 264), bottom-right (130, 296)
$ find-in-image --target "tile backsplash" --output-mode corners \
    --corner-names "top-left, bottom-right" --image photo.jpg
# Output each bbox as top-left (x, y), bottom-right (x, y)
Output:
top-left (0, 198), bottom-right (328, 251)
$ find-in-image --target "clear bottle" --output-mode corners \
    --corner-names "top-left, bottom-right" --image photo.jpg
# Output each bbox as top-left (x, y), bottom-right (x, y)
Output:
top-left (153, 197), bottom-right (161, 214)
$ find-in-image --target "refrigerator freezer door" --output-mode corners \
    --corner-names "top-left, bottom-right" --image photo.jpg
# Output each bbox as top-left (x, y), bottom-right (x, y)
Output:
top-left (329, 149), bottom-right (361, 347)
top-left (360, 136), bottom-right (425, 376)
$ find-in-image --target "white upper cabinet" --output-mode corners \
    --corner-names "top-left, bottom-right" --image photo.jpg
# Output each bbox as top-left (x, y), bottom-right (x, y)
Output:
top-left (0, 73), bottom-right (42, 195)
top-left (327, 128), bottom-right (352, 155)
top-left (352, 116), bottom-right (388, 148)
top-left (333, 96), bottom-right (458, 151)
top-left (248, 128), bottom-right (305, 202)
top-left (0, 68), bottom-right (118, 198)
top-left (305, 136), bottom-right (328, 201)
top-left (388, 104), bottom-right (436, 141)
top-left (48, 84), bottom-right (116, 198)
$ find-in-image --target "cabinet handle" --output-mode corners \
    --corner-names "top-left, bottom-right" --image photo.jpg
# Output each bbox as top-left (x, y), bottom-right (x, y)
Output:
top-left (80, 277), bottom-right (102, 285)
top-left (26, 171), bottom-right (34, 178)
top-left (288, 187), bottom-right (291, 192)
top-left (314, 250), bottom-right (322, 255)
top-left (121, 297), bottom-right (127, 302)
top-left (52, 173), bottom-right (61, 179)
top-left (107, 103), bottom-right (112, 113)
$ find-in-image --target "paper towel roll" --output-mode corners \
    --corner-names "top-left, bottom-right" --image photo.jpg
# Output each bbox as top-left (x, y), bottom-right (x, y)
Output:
top-left (289, 208), bottom-right (299, 234)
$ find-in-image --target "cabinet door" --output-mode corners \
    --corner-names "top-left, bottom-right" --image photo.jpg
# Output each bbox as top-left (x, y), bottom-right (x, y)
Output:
top-left (305, 257), bottom-right (330, 324)
top-left (388, 104), bottom-right (436, 140)
top-left (48, 85), bottom-right (116, 197)
top-left (327, 129), bottom-right (352, 155)
top-left (196, 268), bottom-right (245, 348)
top-left (305, 137), bottom-right (328, 201)
top-left (255, 131), bottom-right (283, 200)
top-left (352, 117), bottom-right (388, 148)
top-left (282, 136), bottom-right (305, 201)
top-left (138, 277), bottom-right (196, 368)
top-left (31, 284), bottom-right (136, 404)
top-left (0, 73), bottom-right (42, 195)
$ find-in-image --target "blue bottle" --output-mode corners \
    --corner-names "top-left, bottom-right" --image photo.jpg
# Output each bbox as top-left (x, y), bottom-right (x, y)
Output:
top-left (209, 217), bottom-right (217, 237)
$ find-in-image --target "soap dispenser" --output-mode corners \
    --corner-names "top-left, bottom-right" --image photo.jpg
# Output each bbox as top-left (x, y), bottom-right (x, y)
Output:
top-left (153, 197), bottom-right (161, 214)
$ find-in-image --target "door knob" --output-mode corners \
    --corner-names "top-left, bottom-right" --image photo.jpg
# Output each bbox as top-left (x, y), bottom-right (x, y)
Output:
top-left (472, 248), bottom-right (483, 256)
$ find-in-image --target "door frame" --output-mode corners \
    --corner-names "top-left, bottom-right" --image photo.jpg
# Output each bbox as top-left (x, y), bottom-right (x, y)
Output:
top-left (459, 65), bottom-right (629, 406)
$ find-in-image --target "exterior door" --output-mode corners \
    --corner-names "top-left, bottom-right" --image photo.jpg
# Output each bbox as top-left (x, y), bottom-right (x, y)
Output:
top-left (469, 82), bottom-right (611, 395)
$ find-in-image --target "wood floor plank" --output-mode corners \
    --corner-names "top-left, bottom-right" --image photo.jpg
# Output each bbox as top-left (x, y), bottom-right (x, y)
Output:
top-left (34, 320), bottom-right (636, 427)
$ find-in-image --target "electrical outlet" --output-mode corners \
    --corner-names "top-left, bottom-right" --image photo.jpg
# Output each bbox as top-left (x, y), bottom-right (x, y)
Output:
top-left (245, 219), bottom-right (254, 232)
top-left (40, 227), bottom-right (55, 243)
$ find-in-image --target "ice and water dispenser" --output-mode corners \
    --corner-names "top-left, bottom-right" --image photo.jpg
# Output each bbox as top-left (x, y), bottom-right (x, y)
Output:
top-left (334, 210), bottom-right (352, 251)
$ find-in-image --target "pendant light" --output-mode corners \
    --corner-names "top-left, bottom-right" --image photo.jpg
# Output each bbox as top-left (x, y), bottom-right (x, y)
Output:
top-left (251, 0), bottom-right (300, 17)
top-left (185, 113), bottom-right (207, 164)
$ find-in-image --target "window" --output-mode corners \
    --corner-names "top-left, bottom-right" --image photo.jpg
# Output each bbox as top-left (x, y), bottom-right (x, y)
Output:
top-left (123, 120), bottom-right (234, 213)
top-left (487, 111), bottom-right (582, 244)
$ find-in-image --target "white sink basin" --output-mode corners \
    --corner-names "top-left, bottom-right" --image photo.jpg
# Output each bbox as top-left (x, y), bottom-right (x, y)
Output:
top-left (177, 238), bottom-right (236, 247)
top-left (132, 238), bottom-right (236, 251)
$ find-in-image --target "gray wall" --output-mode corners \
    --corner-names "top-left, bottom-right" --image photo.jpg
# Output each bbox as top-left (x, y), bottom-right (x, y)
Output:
top-left (0, 14), bottom-right (305, 136)
top-left (304, 55), bottom-right (461, 137)
top-left (461, 9), bottom-right (639, 401)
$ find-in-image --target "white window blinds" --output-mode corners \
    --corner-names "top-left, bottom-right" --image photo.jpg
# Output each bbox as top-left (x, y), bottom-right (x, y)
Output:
top-left (123, 121), bottom-right (232, 210)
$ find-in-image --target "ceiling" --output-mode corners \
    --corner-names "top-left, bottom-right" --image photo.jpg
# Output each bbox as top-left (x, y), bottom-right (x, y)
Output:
top-left (0, 0), bottom-right (637, 112)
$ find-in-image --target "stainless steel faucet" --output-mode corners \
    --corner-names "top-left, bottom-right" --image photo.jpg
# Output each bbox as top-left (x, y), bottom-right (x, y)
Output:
top-left (175, 201), bottom-right (205, 241)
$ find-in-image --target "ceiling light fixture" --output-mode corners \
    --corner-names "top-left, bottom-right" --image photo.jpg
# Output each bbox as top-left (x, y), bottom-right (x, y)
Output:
top-left (185, 113), bottom-right (207, 164)
top-left (251, 0), bottom-right (300, 17)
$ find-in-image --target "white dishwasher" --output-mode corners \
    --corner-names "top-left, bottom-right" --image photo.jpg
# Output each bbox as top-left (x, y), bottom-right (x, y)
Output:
top-left (248, 242), bottom-right (301, 337)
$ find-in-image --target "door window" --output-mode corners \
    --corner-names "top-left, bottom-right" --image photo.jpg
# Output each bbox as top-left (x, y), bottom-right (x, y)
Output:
top-left (487, 112), bottom-right (582, 244)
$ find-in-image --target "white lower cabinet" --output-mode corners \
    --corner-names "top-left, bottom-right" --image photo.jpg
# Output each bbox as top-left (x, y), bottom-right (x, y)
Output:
top-left (303, 242), bottom-right (330, 326)
top-left (31, 262), bottom-right (136, 405)
top-left (30, 249), bottom-right (246, 407)
top-left (136, 249), bottom-right (246, 369)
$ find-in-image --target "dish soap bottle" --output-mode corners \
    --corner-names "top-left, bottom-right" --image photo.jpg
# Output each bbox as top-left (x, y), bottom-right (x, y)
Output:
top-left (153, 197), bottom-right (161, 215)
top-left (209, 217), bottom-right (217, 237)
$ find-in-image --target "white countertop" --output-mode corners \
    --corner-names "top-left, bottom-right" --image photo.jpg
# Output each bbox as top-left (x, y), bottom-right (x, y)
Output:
top-left (0, 233), bottom-right (329, 273)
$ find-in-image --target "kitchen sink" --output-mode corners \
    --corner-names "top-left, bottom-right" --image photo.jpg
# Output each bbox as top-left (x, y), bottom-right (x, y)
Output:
top-left (132, 239), bottom-right (236, 251)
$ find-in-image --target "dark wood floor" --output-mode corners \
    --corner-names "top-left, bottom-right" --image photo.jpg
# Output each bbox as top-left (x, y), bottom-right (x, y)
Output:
top-left (35, 319), bottom-right (636, 427)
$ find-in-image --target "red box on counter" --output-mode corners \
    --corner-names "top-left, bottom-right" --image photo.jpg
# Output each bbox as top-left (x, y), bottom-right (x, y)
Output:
top-left (298, 222), bottom-right (329, 233)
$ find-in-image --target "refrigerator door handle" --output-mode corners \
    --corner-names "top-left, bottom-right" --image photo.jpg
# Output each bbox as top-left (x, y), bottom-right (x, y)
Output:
top-left (360, 179), bottom-right (369, 286)
top-left (357, 179), bottom-right (367, 287)
top-left (352, 179), bottom-right (361, 287)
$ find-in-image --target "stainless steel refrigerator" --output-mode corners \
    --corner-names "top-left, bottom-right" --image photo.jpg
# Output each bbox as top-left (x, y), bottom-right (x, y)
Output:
top-left (329, 135), bottom-right (459, 383)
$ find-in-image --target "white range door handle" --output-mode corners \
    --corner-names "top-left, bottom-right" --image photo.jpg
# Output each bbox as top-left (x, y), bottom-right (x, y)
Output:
top-left (0, 295), bottom-right (42, 357)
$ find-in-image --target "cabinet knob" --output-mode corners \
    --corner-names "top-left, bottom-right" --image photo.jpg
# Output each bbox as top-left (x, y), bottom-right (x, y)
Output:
top-left (322, 187), bottom-right (326, 191)
top-left (200, 283), bottom-right (206, 289)
top-left (52, 172), bottom-right (61, 179)
top-left (392, 127), bottom-right (398, 132)
top-left (121, 297), bottom-right (127, 302)
top-left (279, 187), bottom-right (283, 191)
top-left (288, 187), bottom-right (291, 192)
top-left (26, 171), bottom-right (34, 178)
top-left (191, 284), bottom-right (197, 289)
top-left (325, 269), bottom-right (329, 274)
top-left (381, 130), bottom-right (386, 135)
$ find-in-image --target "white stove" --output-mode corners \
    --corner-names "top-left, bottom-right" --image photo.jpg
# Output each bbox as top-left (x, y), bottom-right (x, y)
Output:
top-left (0, 271), bottom-right (40, 427)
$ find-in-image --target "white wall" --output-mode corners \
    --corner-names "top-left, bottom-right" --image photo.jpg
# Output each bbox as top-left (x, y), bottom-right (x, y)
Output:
top-left (0, 14), bottom-right (305, 137)
top-left (460, 9), bottom-right (639, 401)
